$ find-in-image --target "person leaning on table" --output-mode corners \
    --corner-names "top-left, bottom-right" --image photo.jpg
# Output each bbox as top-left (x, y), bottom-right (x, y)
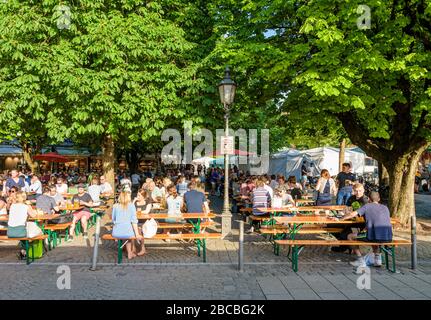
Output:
top-left (36, 186), bottom-right (61, 214)
top-left (340, 191), bottom-right (392, 269)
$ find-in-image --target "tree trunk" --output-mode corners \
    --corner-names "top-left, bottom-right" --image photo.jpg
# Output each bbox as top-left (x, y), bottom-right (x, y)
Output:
top-left (129, 149), bottom-right (138, 174)
top-left (102, 134), bottom-right (116, 192)
top-left (21, 143), bottom-right (38, 173)
top-left (378, 162), bottom-right (389, 186)
top-left (339, 138), bottom-right (346, 172)
top-left (385, 149), bottom-right (425, 226)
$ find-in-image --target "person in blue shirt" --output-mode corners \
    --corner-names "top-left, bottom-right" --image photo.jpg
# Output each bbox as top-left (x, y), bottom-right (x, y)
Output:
top-left (5, 169), bottom-right (25, 192)
top-left (112, 191), bottom-right (144, 259)
top-left (341, 191), bottom-right (392, 268)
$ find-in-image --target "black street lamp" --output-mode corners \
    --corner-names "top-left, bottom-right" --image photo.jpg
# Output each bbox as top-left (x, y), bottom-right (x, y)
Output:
top-left (218, 67), bottom-right (236, 238)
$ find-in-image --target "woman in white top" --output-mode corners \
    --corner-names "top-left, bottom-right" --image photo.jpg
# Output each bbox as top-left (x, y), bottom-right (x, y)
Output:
top-left (315, 169), bottom-right (337, 206)
top-left (7, 192), bottom-right (37, 259)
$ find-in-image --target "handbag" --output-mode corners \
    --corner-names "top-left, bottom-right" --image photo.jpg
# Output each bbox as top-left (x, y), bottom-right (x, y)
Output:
top-left (142, 218), bottom-right (158, 238)
top-left (26, 221), bottom-right (43, 238)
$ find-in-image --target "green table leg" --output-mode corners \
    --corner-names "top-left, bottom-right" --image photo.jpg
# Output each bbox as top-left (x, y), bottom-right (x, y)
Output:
top-left (24, 241), bottom-right (30, 265)
top-left (292, 245), bottom-right (298, 272)
top-left (196, 239), bottom-right (201, 257)
top-left (203, 239), bottom-right (206, 262)
top-left (117, 240), bottom-right (123, 264)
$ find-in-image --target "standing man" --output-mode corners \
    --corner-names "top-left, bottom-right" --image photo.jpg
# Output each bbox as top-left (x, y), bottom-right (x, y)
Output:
top-left (131, 171), bottom-right (141, 194)
top-left (336, 163), bottom-right (356, 205)
top-left (301, 161), bottom-right (309, 190)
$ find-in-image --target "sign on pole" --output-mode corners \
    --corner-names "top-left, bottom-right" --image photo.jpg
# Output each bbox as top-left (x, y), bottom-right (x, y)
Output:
top-left (221, 136), bottom-right (234, 155)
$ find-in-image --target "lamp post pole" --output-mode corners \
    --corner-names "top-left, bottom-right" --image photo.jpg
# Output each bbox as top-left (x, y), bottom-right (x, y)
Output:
top-left (218, 66), bottom-right (236, 239)
top-left (222, 104), bottom-right (231, 238)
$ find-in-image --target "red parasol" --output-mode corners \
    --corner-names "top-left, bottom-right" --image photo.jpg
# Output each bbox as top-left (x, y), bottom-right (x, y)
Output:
top-left (33, 152), bottom-right (69, 163)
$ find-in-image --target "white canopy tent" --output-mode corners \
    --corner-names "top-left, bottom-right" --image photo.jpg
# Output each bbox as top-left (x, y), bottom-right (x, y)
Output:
top-left (267, 149), bottom-right (320, 180)
top-left (304, 147), bottom-right (376, 176)
top-left (191, 156), bottom-right (214, 168)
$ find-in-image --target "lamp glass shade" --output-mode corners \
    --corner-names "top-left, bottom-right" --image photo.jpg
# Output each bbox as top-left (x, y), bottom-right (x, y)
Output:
top-left (218, 67), bottom-right (236, 105)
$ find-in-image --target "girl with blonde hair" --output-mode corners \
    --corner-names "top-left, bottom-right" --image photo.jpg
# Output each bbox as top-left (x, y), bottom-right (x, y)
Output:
top-left (112, 191), bottom-right (144, 259)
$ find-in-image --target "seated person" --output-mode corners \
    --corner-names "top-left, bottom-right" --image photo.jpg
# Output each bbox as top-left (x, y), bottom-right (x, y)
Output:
top-left (247, 180), bottom-right (271, 233)
top-left (88, 177), bottom-right (102, 205)
top-left (68, 184), bottom-right (94, 241)
top-left (99, 176), bottom-right (114, 197)
top-left (272, 187), bottom-right (295, 209)
top-left (0, 196), bottom-right (7, 229)
top-left (183, 181), bottom-right (210, 227)
top-left (165, 184), bottom-right (184, 238)
top-left (36, 186), bottom-right (60, 214)
top-left (55, 177), bottom-right (68, 195)
top-left (48, 185), bottom-right (65, 206)
top-left (112, 191), bottom-right (144, 259)
top-left (5, 186), bottom-right (19, 210)
top-left (341, 191), bottom-right (392, 268)
top-left (346, 183), bottom-right (369, 209)
top-left (133, 189), bottom-right (152, 214)
top-left (0, 196), bottom-right (7, 216)
top-left (29, 175), bottom-right (43, 198)
top-left (7, 192), bottom-right (37, 259)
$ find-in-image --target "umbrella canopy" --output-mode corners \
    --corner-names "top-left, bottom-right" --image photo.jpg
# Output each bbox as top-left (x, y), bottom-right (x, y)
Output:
top-left (208, 149), bottom-right (256, 157)
top-left (33, 152), bottom-right (69, 163)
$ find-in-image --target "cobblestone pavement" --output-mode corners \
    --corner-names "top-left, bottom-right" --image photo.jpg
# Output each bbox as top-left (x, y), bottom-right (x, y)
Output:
top-left (0, 195), bottom-right (430, 300)
top-left (0, 264), bottom-right (430, 300)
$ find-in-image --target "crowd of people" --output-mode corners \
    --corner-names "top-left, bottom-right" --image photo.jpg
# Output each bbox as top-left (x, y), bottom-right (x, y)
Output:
top-left (110, 172), bottom-right (211, 259)
top-left (0, 169), bottom-right (115, 253)
top-left (0, 162), bottom-right (393, 268)
top-left (229, 162), bottom-right (392, 269)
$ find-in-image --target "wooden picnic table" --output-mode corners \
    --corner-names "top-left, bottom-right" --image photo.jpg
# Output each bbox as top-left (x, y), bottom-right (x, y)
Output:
top-left (137, 213), bottom-right (216, 220)
top-left (294, 199), bottom-right (315, 205)
top-left (136, 212), bottom-right (217, 236)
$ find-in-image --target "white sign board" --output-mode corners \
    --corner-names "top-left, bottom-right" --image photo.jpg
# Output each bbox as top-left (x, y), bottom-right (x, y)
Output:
top-left (221, 136), bottom-right (234, 155)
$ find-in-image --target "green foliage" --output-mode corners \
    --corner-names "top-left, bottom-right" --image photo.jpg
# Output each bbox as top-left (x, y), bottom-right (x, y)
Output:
top-left (210, 0), bottom-right (431, 160)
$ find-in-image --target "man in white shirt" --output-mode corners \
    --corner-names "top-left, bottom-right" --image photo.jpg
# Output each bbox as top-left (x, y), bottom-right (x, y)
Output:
top-left (29, 175), bottom-right (43, 195)
top-left (55, 177), bottom-right (68, 194)
top-left (99, 175), bottom-right (113, 196)
top-left (88, 177), bottom-right (101, 204)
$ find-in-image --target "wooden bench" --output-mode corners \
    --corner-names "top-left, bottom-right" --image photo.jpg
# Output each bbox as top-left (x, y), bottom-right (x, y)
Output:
top-left (102, 232), bottom-right (222, 264)
top-left (156, 221), bottom-right (215, 229)
top-left (259, 227), bottom-right (344, 235)
top-left (274, 239), bottom-right (412, 272)
top-left (44, 222), bottom-right (73, 249)
top-left (0, 235), bottom-right (48, 265)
